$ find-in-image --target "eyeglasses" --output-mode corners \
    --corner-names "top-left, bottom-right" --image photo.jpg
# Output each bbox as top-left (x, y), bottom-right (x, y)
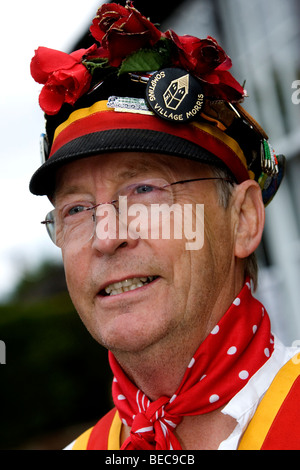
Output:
top-left (41, 177), bottom-right (234, 248)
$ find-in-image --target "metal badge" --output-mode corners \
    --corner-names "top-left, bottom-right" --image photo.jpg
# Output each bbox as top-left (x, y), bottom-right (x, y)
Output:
top-left (146, 68), bottom-right (205, 122)
top-left (107, 96), bottom-right (154, 116)
top-left (40, 133), bottom-right (49, 164)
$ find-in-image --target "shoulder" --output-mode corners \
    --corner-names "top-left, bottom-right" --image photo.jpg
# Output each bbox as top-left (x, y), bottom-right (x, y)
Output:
top-left (239, 348), bottom-right (300, 450)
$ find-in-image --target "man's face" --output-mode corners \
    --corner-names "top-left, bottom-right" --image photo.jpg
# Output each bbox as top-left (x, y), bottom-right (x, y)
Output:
top-left (55, 152), bottom-right (236, 356)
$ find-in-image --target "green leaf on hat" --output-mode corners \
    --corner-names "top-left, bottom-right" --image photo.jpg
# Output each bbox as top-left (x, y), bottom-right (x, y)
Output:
top-left (119, 50), bottom-right (165, 74)
top-left (119, 38), bottom-right (173, 75)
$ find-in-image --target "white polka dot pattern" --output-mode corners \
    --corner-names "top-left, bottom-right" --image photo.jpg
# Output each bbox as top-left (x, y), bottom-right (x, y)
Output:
top-left (109, 278), bottom-right (274, 450)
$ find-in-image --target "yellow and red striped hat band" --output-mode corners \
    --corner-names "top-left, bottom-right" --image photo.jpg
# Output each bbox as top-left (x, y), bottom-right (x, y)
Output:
top-left (50, 99), bottom-right (251, 184)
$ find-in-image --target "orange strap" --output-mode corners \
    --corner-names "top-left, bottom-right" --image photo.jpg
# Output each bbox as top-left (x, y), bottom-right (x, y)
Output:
top-left (239, 353), bottom-right (300, 450)
top-left (72, 354), bottom-right (300, 450)
top-left (71, 408), bottom-right (121, 450)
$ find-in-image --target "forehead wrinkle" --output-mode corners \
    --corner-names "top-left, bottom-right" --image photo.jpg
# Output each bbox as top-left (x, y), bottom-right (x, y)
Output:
top-left (54, 161), bottom-right (152, 204)
top-left (115, 165), bottom-right (148, 181)
top-left (114, 154), bottom-right (178, 181)
top-left (53, 184), bottom-right (93, 207)
top-left (54, 153), bottom-right (205, 204)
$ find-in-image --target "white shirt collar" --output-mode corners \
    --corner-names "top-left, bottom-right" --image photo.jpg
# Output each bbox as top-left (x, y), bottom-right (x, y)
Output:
top-left (218, 336), bottom-right (299, 450)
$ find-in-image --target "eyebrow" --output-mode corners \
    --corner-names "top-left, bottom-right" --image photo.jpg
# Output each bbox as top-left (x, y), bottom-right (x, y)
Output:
top-left (115, 165), bottom-right (149, 181)
top-left (114, 156), bottom-right (170, 181)
top-left (53, 185), bottom-right (92, 206)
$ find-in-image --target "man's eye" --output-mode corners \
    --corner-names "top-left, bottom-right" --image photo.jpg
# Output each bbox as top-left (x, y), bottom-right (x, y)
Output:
top-left (68, 205), bottom-right (87, 216)
top-left (135, 184), bottom-right (158, 194)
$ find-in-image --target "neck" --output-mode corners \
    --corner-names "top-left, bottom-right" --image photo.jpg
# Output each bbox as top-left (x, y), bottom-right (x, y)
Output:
top-left (110, 271), bottom-right (273, 451)
top-left (114, 338), bottom-right (198, 400)
top-left (112, 273), bottom-right (244, 401)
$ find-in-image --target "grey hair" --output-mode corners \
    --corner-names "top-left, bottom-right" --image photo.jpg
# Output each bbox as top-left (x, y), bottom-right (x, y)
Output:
top-left (211, 166), bottom-right (258, 290)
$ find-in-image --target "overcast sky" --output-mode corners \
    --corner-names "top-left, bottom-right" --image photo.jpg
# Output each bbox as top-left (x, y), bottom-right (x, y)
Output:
top-left (0, 0), bottom-right (102, 300)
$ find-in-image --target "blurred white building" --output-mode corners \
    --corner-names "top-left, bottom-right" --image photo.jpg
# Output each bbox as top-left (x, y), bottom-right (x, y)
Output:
top-left (71, 0), bottom-right (300, 344)
top-left (163, 0), bottom-right (300, 344)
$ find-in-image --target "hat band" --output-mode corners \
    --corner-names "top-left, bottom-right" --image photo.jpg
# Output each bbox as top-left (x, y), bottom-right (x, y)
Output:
top-left (50, 99), bottom-right (250, 183)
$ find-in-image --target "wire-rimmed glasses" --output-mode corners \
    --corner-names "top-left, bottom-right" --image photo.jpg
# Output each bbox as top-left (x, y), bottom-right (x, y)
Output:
top-left (42, 177), bottom-right (234, 248)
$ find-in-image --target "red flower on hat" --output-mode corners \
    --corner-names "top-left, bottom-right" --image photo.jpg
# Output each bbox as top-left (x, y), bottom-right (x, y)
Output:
top-left (31, 3), bottom-right (246, 116)
top-left (90, 2), bottom-right (162, 67)
top-left (30, 45), bottom-right (98, 115)
top-left (166, 31), bottom-right (245, 102)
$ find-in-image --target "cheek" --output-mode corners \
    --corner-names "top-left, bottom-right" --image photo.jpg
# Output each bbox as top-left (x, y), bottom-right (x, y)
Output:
top-left (62, 246), bottom-right (91, 304)
top-left (203, 206), bottom-right (235, 272)
top-left (178, 198), bottom-right (234, 289)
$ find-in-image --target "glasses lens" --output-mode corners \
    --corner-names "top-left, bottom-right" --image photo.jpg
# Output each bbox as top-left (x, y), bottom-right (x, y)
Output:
top-left (57, 205), bottom-right (96, 248)
top-left (116, 179), bottom-right (176, 240)
top-left (43, 210), bottom-right (56, 245)
top-left (44, 180), bottom-right (176, 247)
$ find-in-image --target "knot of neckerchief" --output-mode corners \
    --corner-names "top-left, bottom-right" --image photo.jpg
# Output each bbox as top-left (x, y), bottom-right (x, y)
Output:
top-left (109, 279), bottom-right (274, 450)
top-left (124, 395), bottom-right (182, 450)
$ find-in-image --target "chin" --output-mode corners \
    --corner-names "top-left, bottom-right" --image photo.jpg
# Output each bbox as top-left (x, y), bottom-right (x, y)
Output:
top-left (90, 312), bottom-right (170, 355)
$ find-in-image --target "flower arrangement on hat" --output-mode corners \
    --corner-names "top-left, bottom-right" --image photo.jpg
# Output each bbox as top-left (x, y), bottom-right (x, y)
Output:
top-left (30, 1), bottom-right (246, 116)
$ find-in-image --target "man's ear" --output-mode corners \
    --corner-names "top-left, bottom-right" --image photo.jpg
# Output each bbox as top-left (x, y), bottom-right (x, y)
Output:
top-left (233, 180), bottom-right (265, 259)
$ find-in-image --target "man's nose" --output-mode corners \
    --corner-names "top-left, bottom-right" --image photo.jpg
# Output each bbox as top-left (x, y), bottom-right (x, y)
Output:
top-left (91, 203), bottom-right (139, 255)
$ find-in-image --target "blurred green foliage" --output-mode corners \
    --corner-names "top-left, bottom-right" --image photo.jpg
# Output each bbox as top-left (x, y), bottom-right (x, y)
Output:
top-left (0, 260), bottom-right (113, 449)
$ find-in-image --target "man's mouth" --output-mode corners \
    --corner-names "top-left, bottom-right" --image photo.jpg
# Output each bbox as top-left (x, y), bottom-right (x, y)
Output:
top-left (99, 276), bottom-right (159, 297)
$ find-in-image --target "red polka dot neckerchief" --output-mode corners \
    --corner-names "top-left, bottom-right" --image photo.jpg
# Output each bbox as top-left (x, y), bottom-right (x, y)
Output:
top-left (109, 278), bottom-right (274, 450)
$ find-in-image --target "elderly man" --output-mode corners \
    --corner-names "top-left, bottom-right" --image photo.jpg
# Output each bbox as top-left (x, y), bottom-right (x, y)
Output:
top-left (30, 3), bottom-right (300, 450)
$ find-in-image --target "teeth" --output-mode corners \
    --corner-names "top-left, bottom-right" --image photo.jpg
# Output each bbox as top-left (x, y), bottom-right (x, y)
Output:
top-left (104, 276), bottom-right (154, 296)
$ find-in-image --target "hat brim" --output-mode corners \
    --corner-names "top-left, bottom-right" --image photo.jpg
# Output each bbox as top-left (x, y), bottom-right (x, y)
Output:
top-left (29, 128), bottom-right (226, 196)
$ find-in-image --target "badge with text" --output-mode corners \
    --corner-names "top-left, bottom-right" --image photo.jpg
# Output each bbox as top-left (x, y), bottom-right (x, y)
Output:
top-left (146, 68), bottom-right (205, 122)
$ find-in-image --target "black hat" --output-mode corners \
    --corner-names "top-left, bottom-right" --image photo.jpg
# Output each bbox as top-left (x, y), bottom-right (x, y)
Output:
top-left (30, 2), bottom-right (285, 205)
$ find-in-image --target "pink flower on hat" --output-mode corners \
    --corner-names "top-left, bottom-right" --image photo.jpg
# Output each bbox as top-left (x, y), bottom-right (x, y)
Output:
top-left (30, 45), bottom-right (98, 115)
